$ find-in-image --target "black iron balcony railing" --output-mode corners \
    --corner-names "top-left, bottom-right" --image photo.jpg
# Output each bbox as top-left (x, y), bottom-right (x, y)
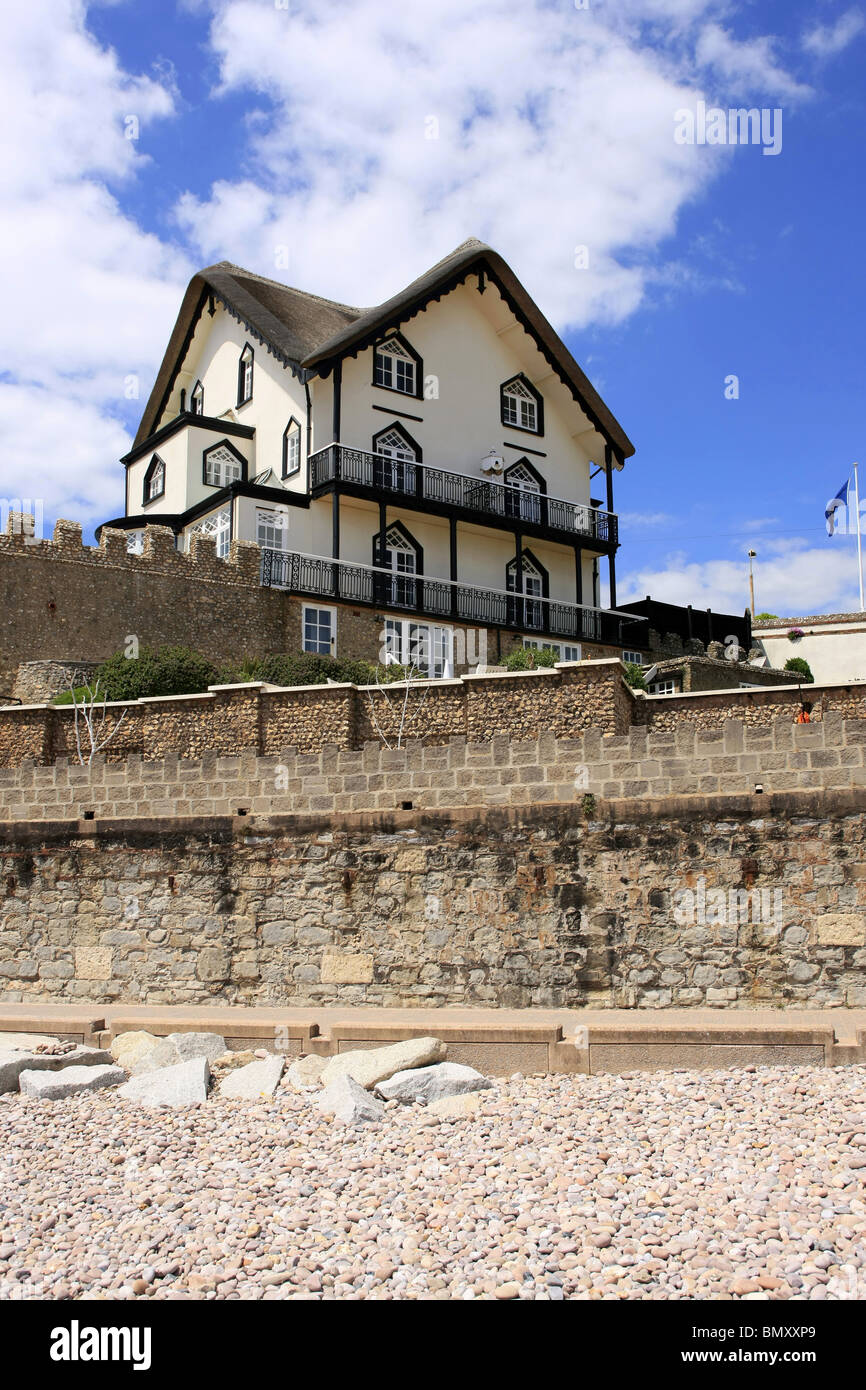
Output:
top-left (309, 444), bottom-right (617, 547)
top-left (260, 548), bottom-right (645, 647)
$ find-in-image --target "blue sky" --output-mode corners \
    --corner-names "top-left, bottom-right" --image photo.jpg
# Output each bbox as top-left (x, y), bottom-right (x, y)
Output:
top-left (2, 0), bottom-right (864, 617)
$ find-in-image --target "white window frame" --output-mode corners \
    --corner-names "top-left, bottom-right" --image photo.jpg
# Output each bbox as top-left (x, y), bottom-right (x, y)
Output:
top-left (283, 421), bottom-right (301, 477)
top-left (502, 378), bottom-right (538, 432)
top-left (374, 339), bottom-right (417, 395)
top-left (204, 445), bottom-right (243, 489)
top-left (126, 530), bottom-right (144, 555)
top-left (145, 459), bottom-right (164, 501)
top-left (190, 382), bottom-right (204, 416)
top-left (522, 637), bottom-right (582, 662)
top-left (238, 345), bottom-right (254, 404)
top-left (622, 650), bottom-right (644, 666)
top-left (384, 619), bottom-right (453, 678)
top-left (256, 507), bottom-right (288, 551)
top-left (649, 678), bottom-right (680, 696)
top-left (302, 604), bottom-right (336, 656)
top-left (189, 507), bottom-right (231, 559)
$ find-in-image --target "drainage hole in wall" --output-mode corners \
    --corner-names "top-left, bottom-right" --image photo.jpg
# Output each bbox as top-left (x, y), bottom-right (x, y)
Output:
top-left (236, 808), bottom-right (249, 816)
top-left (82, 810), bottom-right (95, 820)
top-left (401, 801), bottom-right (413, 811)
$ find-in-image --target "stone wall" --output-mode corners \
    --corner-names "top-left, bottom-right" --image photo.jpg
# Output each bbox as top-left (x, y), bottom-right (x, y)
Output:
top-left (639, 681), bottom-right (866, 730)
top-left (0, 714), bottom-right (864, 821)
top-left (2, 791), bottom-right (865, 1010)
top-left (0, 660), bottom-right (632, 766)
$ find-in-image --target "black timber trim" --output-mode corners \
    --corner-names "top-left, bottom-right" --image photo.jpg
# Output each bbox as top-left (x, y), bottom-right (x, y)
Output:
top-left (503, 456), bottom-right (547, 492)
top-left (506, 546), bottom-right (550, 598)
top-left (141, 454), bottom-right (166, 507)
top-left (96, 480), bottom-right (312, 541)
top-left (372, 330), bottom-right (423, 400)
top-left (147, 285), bottom-right (209, 446)
top-left (502, 440), bottom-right (546, 458)
top-left (190, 380), bottom-right (205, 415)
top-left (282, 417), bottom-right (302, 478)
top-left (121, 412), bottom-right (255, 467)
top-left (500, 372), bottom-right (544, 436)
top-left (371, 420), bottom-right (422, 462)
top-left (237, 342), bottom-right (254, 407)
top-left (372, 517), bottom-right (424, 571)
top-left (372, 403), bottom-right (424, 423)
top-left (202, 436), bottom-right (249, 488)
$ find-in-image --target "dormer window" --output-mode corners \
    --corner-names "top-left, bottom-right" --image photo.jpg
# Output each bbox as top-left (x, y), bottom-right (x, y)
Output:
top-left (282, 418), bottom-right (301, 478)
top-left (373, 333), bottom-right (422, 397)
top-left (501, 374), bottom-right (543, 435)
top-left (190, 381), bottom-right (204, 416)
top-left (142, 454), bottom-right (165, 505)
top-left (203, 439), bottom-right (245, 488)
top-left (237, 343), bottom-right (254, 405)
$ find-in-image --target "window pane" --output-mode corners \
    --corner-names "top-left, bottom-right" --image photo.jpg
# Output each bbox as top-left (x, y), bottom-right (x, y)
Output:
top-left (303, 606), bottom-right (333, 654)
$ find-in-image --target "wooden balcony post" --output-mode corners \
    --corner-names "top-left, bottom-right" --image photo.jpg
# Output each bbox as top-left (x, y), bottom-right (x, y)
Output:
top-left (450, 517), bottom-right (458, 619)
top-left (604, 443), bottom-right (617, 609)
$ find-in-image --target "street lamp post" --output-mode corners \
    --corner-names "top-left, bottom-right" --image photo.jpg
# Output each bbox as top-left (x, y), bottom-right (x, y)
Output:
top-left (747, 549), bottom-right (757, 616)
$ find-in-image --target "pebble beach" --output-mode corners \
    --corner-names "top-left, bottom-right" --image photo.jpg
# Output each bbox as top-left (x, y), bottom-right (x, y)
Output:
top-left (2, 1062), bottom-right (865, 1301)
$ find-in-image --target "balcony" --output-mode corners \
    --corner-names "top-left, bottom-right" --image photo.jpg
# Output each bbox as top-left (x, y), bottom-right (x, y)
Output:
top-left (309, 444), bottom-right (617, 548)
top-left (260, 548), bottom-right (646, 647)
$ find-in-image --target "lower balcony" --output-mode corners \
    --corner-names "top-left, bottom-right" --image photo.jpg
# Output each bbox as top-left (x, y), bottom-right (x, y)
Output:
top-left (260, 548), bottom-right (646, 647)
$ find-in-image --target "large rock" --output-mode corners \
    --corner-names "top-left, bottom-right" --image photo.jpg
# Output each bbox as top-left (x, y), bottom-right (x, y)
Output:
top-left (0, 1046), bottom-right (114, 1094)
top-left (109, 1031), bottom-right (179, 1076)
top-left (218, 1056), bottom-right (284, 1100)
top-left (316, 1074), bottom-right (386, 1126)
top-left (319, 1037), bottom-right (446, 1091)
top-left (166, 1032), bottom-right (227, 1063)
top-left (283, 1054), bottom-right (327, 1092)
top-left (375, 1061), bottom-right (493, 1106)
top-left (118, 1057), bottom-right (209, 1108)
top-left (422, 1092), bottom-right (484, 1122)
top-left (19, 1064), bottom-right (126, 1100)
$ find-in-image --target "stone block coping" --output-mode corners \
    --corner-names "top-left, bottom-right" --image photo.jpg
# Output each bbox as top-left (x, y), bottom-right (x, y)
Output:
top-left (2, 1005), bottom-right (864, 1075)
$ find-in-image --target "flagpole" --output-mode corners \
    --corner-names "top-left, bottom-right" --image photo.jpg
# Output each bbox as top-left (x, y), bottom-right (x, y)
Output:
top-left (855, 463), bottom-right (864, 611)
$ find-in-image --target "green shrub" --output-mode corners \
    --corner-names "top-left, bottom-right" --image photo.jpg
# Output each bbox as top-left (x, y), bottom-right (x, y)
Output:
top-left (504, 645), bottom-right (558, 671)
top-left (753, 612), bottom-right (778, 621)
top-left (93, 646), bottom-right (219, 701)
top-left (784, 657), bottom-right (814, 684)
top-left (623, 661), bottom-right (647, 690)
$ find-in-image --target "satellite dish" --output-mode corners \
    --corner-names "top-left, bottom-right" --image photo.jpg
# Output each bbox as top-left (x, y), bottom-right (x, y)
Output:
top-left (480, 449), bottom-right (504, 475)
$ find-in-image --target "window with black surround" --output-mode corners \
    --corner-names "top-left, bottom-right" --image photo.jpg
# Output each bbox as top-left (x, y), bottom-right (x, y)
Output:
top-left (503, 457), bottom-right (546, 523)
top-left (373, 332), bottom-right (422, 398)
top-left (190, 380), bottom-right (204, 416)
top-left (142, 454), bottom-right (165, 505)
top-left (372, 421), bottom-right (420, 492)
top-left (282, 418), bottom-right (301, 477)
top-left (506, 548), bottom-right (549, 630)
top-left (500, 373), bottom-right (543, 435)
top-left (237, 343), bottom-right (254, 405)
top-left (203, 438), bottom-right (246, 488)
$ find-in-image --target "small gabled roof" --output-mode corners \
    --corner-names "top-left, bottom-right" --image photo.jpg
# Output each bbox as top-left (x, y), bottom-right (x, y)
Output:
top-left (134, 238), bottom-right (634, 458)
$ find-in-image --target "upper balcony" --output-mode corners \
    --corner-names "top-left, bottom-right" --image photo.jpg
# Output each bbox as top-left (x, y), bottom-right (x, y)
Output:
top-left (310, 444), bottom-right (618, 550)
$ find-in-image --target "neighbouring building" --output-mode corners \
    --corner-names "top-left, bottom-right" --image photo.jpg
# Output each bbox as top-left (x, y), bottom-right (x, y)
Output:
top-left (95, 238), bottom-right (651, 674)
top-left (753, 613), bottom-right (866, 685)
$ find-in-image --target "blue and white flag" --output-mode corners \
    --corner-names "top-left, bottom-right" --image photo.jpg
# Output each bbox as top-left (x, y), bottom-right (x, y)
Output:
top-left (826, 480), bottom-right (850, 536)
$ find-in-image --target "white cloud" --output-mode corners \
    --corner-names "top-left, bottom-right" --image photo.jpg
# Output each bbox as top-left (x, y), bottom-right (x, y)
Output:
top-left (694, 24), bottom-right (812, 101)
top-left (0, 1), bottom-right (188, 530)
top-left (802, 9), bottom-right (864, 58)
top-left (175, 0), bottom-right (809, 327)
top-left (620, 540), bottom-right (862, 616)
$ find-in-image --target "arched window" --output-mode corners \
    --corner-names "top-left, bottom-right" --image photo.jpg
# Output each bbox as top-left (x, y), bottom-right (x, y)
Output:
top-left (203, 439), bottom-right (245, 488)
top-left (373, 521), bottom-right (422, 608)
top-left (500, 374), bottom-right (543, 435)
top-left (190, 380), bottom-right (204, 416)
top-left (282, 418), bottom-right (301, 477)
top-left (503, 458), bottom-right (545, 523)
top-left (373, 333), bottom-right (422, 397)
top-left (372, 422), bottom-right (420, 493)
top-left (237, 343), bottom-right (254, 405)
top-left (506, 548), bottom-right (549, 631)
top-left (189, 507), bottom-right (231, 559)
top-left (142, 454), bottom-right (165, 505)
